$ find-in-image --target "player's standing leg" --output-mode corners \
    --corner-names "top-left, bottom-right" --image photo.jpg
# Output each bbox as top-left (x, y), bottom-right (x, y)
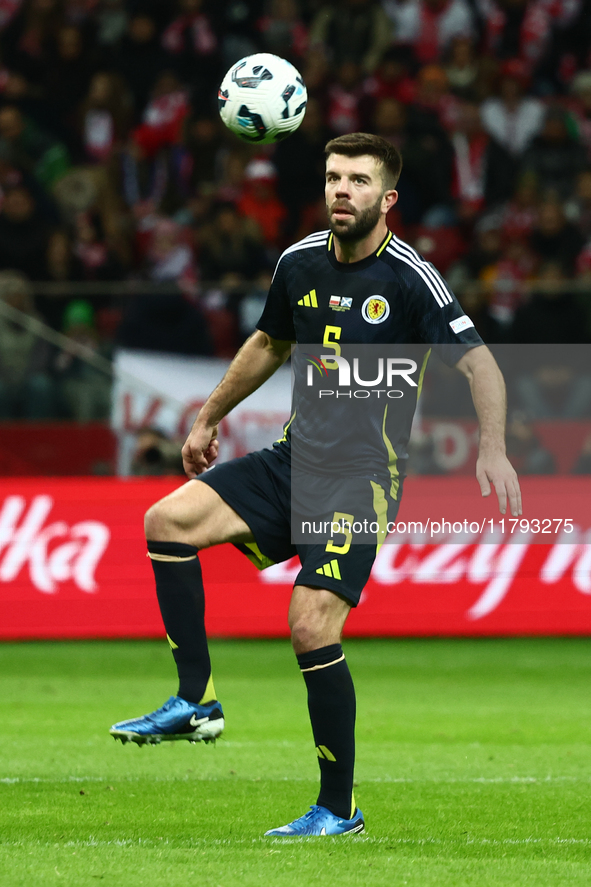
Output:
top-left (109, 481), bottom-right (254, 745)
top-left (265, 585), bottom-right (365, 836)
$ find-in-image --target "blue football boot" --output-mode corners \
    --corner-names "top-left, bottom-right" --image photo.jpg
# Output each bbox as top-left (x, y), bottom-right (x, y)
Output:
top-left (264, 805), bottom-right (365, 837)
top-left (109, 696), bottom-right (224, 745)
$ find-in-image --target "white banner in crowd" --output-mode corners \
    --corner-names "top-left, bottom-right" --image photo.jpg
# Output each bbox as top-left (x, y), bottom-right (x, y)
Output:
top-left (112, 349), bottom-right (291, 472)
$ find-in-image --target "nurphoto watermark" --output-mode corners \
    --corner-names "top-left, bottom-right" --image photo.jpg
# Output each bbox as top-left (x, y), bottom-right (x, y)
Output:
top-left (288, 344), bottom-right (589, 546)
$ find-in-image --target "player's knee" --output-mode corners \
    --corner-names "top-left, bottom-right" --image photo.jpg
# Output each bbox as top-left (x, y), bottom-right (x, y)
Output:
top-left (289, 615), bottom-right (324, 654)
top-left (144, 499), bottom-right (179, 540)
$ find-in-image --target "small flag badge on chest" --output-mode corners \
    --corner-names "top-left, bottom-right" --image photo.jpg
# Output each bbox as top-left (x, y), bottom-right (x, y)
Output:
top-left (329, 295), bottom-right (352, 311)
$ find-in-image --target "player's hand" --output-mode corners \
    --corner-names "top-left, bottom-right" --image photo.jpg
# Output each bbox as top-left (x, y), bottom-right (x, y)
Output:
top-left (476, 453), bottom-right (522, 516)
top-left (181, 422), bottom-right (219, 478)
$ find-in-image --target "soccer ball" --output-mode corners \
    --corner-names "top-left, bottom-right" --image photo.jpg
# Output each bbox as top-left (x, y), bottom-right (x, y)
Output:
top-left (218, 53), bottom-right (307, 144)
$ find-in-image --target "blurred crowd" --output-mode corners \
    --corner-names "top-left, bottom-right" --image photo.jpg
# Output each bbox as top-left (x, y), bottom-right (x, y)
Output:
top-left (1, 0), bottom-right (591, 422)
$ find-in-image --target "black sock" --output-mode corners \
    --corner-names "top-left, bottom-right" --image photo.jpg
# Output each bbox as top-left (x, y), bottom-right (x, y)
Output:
top-left (297, 643), bottom-right (356, 820)
top-left (147, 540), bottom-right (216, 705)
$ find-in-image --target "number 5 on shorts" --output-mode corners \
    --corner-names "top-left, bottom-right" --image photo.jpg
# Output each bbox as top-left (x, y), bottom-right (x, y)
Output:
top-left (326, 512), bottom-right (354, 554)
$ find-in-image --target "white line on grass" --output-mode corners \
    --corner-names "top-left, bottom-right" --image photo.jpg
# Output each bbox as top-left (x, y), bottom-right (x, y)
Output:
top-left (2, 836), bottom-right (591, 848)
top-left (2, 774), bottom-right (590, 785)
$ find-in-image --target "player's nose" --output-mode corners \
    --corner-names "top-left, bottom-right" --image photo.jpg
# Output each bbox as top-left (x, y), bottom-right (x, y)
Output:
top-left (334, 177), bottom-right (351, 196)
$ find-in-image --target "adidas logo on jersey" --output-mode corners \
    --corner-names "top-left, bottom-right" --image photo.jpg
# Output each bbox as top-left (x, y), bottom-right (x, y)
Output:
top-left (329, 295), bottom-right (352, 312)
top-left (316, 559), bottom-right (341, 579)
top-left (298, 289), bottom-right (318, 307)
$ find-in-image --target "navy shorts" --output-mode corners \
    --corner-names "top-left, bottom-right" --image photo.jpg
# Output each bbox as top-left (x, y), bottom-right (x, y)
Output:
top-left (196, 447), bottom-right (401, 606)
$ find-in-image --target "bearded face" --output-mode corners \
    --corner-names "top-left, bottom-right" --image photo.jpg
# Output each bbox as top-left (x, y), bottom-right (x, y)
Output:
top-left (327, 192), bottom-right (384, 242)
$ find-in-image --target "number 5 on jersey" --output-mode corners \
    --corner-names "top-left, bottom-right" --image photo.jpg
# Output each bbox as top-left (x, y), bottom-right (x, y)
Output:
top-left (323, 325), bottom-right (341, 370)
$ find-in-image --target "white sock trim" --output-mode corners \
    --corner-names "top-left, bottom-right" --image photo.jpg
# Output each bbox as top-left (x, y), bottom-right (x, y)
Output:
top-left (300, 653), bottom-right (345, 673)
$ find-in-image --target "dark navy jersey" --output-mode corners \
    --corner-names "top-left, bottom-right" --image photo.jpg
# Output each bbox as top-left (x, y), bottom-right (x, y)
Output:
top-left (257, 229), bottom-right (483, 490)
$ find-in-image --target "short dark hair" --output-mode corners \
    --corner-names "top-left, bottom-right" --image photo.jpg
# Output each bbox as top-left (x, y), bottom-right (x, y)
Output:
top-left (324, 132), bottom-right (403, 189)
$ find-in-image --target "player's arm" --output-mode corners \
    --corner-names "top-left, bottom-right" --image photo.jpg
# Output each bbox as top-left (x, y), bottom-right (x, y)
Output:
top-left (182, 330), bottom-right (293, 477)
top-left (455, 344), bottom-right (522, 517)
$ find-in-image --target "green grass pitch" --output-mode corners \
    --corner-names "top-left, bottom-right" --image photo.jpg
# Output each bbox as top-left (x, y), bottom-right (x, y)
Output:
top-left (1, 638), bottom-right (590, 887)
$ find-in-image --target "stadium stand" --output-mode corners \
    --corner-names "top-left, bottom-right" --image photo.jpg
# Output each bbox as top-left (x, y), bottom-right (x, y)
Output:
top-left (0, 0), bottom-right (590, 470)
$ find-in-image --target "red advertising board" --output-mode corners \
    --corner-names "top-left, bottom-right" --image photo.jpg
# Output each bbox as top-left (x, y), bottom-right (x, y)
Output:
top-left (0, 477), bottom-right (590, 639)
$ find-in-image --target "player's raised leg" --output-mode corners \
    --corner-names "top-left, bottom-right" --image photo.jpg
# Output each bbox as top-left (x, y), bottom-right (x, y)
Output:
top-left (264, 585), bottom-right (365, 836)
top-left (110, 480), bottom-right (255, 745)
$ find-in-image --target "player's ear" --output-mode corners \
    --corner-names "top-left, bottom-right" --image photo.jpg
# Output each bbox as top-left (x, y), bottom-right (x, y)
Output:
top-left (382, 190), bottom-right (398, 213)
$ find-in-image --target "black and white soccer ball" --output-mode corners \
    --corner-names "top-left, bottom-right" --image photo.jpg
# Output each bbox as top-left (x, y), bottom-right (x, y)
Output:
top-left (218, 53), bottom-right (307, 144)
